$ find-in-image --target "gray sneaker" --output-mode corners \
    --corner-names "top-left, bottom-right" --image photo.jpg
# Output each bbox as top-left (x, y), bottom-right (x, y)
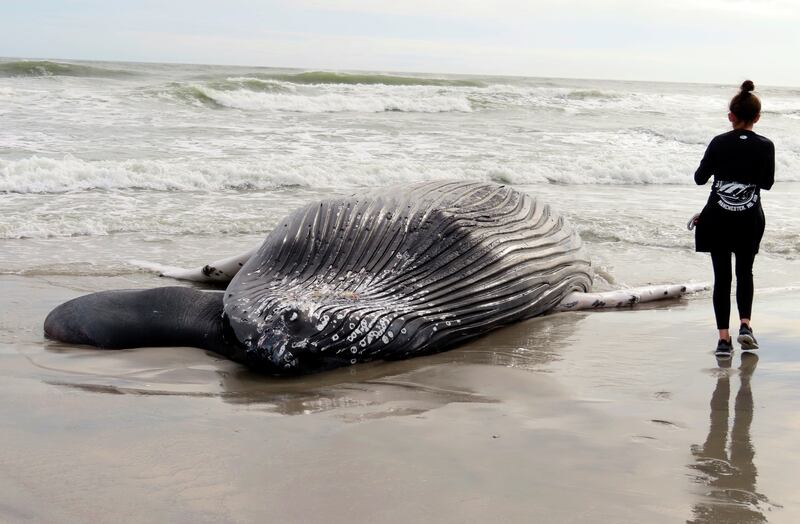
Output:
top-left (737, 324), bottom-right (759, 351)
top-left (715, 338), bottom-right (733, 359)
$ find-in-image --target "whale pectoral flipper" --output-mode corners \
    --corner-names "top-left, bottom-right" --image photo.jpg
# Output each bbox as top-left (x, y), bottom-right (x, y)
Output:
top-left (131, 247), bottom-right (259, 283)
top-left (554, 282), bottom-right (709, 311)
top-left (44, 287), bottom-right (233, 357)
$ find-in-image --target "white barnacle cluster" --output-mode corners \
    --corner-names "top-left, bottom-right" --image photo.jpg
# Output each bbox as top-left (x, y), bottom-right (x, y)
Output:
top-left (339, 308), bottom-right (396, 355)
top-left (393, 250), bottom-right (416, 268)
top-left (273, 341), bottom-right (298, 369)
top-left (315, 314), bottom-right (330, 331)
top-left (290, 338), bottom-right (309, 349)
top-left (372, 315), bottom-right (394, 344)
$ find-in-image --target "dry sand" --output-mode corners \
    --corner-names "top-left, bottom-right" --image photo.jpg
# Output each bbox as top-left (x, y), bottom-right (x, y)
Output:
top-left (1, 274), bottom-right (798, 523)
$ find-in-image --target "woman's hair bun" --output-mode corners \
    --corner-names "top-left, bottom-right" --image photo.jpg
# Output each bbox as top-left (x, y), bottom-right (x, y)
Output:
top-left (730, 80), bottom-right (760, 122)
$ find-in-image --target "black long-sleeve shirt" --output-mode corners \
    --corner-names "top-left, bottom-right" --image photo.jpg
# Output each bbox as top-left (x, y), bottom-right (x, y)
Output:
top-left (695, 129), bottom-right (775, 189)
top-left (693, 129), bottom-right (775, 253)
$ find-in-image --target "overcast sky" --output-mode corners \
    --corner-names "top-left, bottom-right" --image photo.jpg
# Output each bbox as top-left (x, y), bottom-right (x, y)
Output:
top-left (2, 0), bottom-right (798, 85)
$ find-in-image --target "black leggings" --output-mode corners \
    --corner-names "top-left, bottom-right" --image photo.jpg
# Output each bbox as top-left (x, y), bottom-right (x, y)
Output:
top-left (710, 251), bottom-right (756, 330)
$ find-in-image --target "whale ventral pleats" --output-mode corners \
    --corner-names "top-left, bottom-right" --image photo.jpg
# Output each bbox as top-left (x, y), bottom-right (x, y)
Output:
top-left (222, 181), bottom-right (593, 375)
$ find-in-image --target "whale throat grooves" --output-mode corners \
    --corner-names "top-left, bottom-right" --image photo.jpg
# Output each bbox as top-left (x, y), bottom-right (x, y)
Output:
top-left (224, 182), bottom-right (593, 373)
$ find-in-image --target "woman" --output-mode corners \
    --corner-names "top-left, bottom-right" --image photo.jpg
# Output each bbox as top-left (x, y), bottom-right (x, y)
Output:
top-left (694, 80), bottom-right (775, 358)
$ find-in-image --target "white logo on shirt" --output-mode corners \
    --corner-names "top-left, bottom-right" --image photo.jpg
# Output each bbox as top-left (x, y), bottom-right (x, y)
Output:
top-left (715, 180), bottom-right (758, 211)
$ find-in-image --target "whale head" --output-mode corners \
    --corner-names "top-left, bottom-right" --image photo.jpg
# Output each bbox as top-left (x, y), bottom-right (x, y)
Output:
top-left (224, 300), bottom-right (325, 374)
top-left (222, 287), bottom-right (386, 375)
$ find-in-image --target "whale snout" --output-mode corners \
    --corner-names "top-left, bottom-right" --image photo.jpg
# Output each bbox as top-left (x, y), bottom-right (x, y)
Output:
top-left (225, 306), bottom-right (334, 375)
top-left (239, 334), bottom-right (332, 375)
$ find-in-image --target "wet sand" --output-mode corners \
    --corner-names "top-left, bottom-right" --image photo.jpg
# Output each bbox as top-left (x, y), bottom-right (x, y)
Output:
top-left (1, 274), bottom-right (798, 523)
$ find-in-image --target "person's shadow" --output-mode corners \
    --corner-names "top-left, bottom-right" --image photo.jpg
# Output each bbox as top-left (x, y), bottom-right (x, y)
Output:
top-left (688, 354), bottom-right (775, 523)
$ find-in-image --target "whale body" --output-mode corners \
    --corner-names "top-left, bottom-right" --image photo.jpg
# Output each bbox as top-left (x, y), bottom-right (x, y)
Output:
top-left (46, 181), bottom-right (599, 375)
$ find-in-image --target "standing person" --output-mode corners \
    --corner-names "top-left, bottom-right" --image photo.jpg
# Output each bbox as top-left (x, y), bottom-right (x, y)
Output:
top-left (694, 80), bottom-right (775, 359)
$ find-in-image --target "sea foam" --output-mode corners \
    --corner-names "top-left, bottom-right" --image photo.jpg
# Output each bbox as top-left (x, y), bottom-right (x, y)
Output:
top-left (4, 152), bottom-right (799, 196)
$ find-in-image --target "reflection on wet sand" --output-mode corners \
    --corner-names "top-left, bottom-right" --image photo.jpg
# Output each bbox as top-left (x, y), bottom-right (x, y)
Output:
top-left (40, 312), bottom-right (584, 417)
top-left (689, 354), bottom-right (779, 523)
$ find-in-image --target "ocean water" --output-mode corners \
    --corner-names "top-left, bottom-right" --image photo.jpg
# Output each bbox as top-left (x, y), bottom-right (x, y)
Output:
top-left (1, 58), bottom-right (799, 291)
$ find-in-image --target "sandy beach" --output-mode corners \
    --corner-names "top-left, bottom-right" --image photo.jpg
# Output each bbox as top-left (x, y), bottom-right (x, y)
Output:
top-left (1, 273), bottom-right (797, 523)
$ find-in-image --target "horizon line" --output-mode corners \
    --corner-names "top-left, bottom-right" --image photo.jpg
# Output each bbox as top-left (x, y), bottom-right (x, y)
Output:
top-left (2, 54), bottom-right (789, 90)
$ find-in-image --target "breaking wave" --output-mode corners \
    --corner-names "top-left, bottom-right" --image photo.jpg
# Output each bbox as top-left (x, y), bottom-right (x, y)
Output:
top-left (561, 89), bottom-right (620, 100)
top-left (163, 82), bottom-right (472, 112)
top-left (5, 153), bottom-right (799, 196)
top-left (253, 71), bottom-right (484, 87)
top-left (0, 60), bottom-right (134, 78)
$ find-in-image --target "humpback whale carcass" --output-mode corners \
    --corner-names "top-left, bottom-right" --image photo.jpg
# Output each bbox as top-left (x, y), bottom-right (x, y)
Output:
top-left (44, 182), bottom-right (705, 375)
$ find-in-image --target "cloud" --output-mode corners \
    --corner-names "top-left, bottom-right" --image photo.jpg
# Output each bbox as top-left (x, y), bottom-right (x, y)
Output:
top-left (294, 0), bottom-right (799, 19)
